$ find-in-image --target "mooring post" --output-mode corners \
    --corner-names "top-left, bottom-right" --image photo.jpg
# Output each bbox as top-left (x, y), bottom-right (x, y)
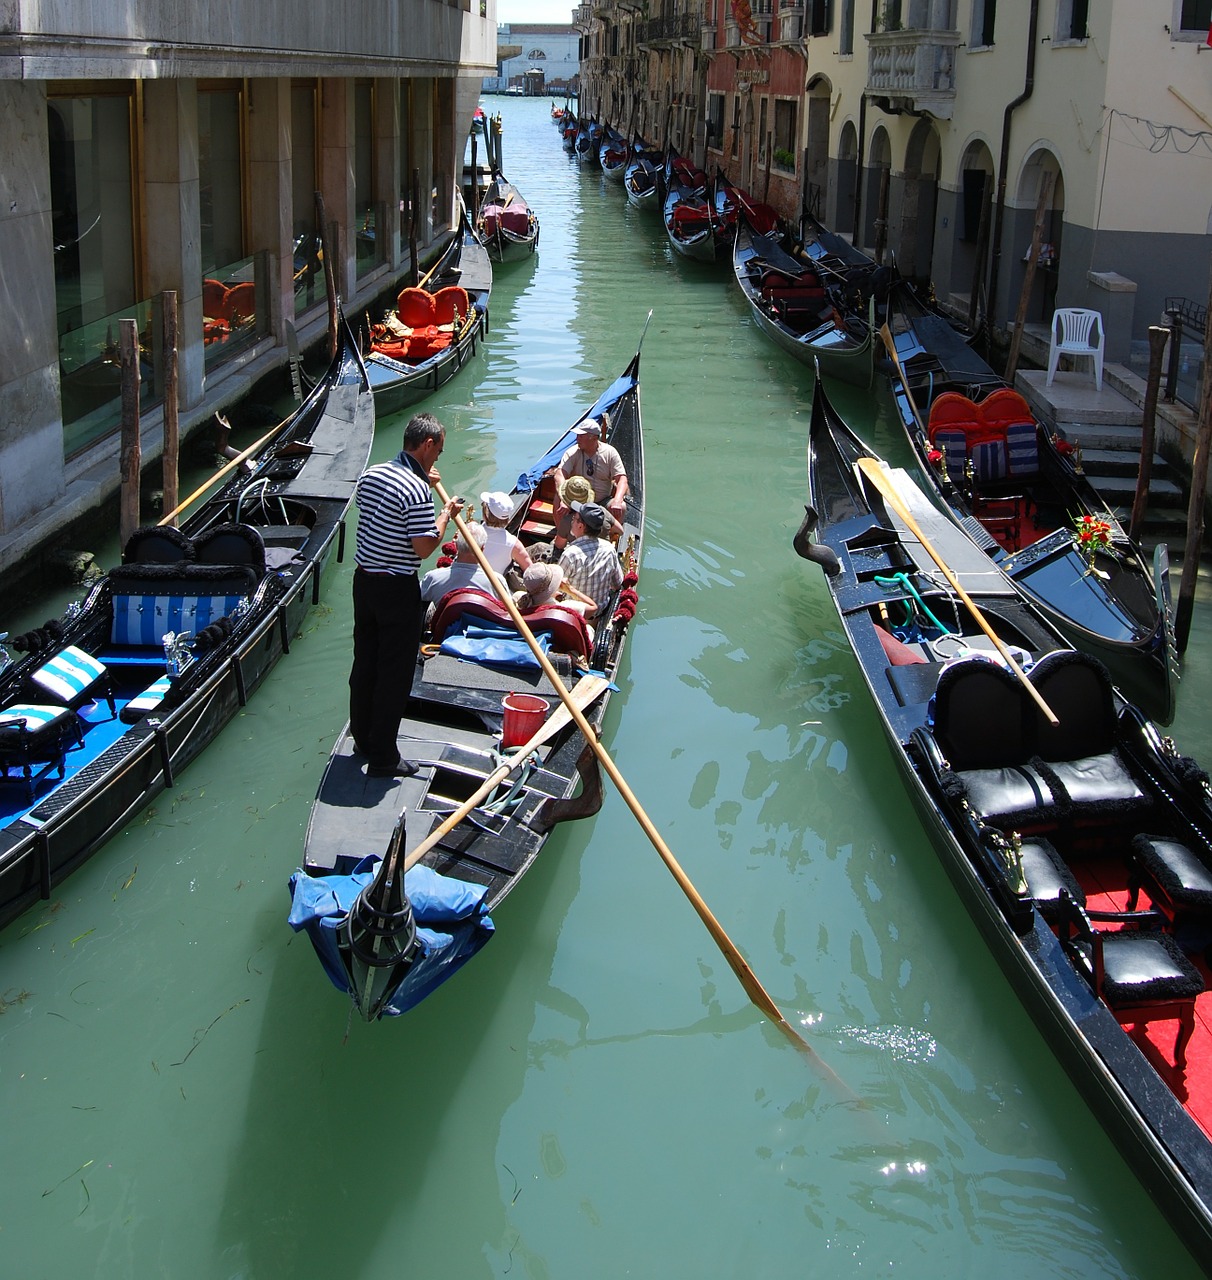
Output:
top-left (119, 318), bottom-right (141, 550)
top-left (161, 290), bottom-right (179, 526)
top-left (1129, 326), bottom-right (1171, 542)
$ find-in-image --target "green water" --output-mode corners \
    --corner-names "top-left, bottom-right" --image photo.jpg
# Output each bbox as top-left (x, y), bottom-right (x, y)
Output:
top-left (3, 97), bottom-right (1212, 1278)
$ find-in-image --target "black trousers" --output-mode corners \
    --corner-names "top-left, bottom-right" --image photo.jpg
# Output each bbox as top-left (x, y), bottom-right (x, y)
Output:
top-left (348, 568), bottom-right (423, 769)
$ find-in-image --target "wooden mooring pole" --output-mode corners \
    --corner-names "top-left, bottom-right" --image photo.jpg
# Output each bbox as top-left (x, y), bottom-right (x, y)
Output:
top-left (119, 319), bottom-right (141, 550)
top-left (409, 167), bottom-right (421, 288)
top-left (314, 190), bottom-right (337, 360)
top-left (1129, 326), bottom-right (1171, 543)
top-left (1174, 262), bottom-right (1212, 653)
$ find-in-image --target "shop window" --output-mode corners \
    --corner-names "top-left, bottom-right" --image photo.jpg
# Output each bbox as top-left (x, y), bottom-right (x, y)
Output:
top-left (199, 87), bottom-right (244, 277)
top-left (291, 82), bottom-right (322, 316)
top-left (354, 81), bottom-right (381, 279)
top-left (399, 80), bottom-right (413, 260)
top-left (48, 90), bottom-right (151, 455)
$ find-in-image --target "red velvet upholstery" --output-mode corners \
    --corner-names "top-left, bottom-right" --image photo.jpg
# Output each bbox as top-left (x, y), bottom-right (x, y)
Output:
top-left (396, 287), bottom-right (436, 328)
top-left (432, 286), bottom-right (470, 326)
top-left (222, 282), bottom-right (256, 324)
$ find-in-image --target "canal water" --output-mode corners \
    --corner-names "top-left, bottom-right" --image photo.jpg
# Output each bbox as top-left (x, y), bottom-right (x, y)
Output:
top-left (3, 97), bottom-right (1212, 1278)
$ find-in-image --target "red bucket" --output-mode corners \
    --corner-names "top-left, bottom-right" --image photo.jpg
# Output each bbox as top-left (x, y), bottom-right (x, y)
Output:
top-left (501, 692), bottom-right (548, 749)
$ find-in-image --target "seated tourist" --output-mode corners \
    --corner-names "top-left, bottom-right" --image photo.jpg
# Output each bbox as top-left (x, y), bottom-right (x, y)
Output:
top-left (517, 562), bottom-right (594, 641)
top-left (560, 502), bottom-right (623, 617)
top-left (420, 521), bottom-right (504, 603)
top-left (479, 490), bottom-right (532, 576)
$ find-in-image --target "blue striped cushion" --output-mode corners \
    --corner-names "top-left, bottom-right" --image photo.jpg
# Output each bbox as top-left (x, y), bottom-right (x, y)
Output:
top-left (120, 675), bottom-right (172, 724)
top-left (0, 703), bottom-right (73, 733)
top-left (1005, 421), bottom-right (1039, 476)
top-left (111, 594), bottom-right (245, 647)
top-left (931, 428), bottom-right (967, 482)
top-left (31, 646), bottom-right (106, 703)
top-left (970, 439), bottom-right (1007, 485)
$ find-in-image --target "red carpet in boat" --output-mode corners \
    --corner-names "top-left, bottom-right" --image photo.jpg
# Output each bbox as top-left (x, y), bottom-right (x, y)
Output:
top-left (1077, 860), bottom-right (1212, 1138)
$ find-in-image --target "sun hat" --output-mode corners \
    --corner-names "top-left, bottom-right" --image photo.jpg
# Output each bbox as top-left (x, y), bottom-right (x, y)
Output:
top-left (570, 501), bottom-right (608, 535)
top-left (480, 490), bottom-right (515, 520)
top-left (522, 562), bottom-right (564, 607)
top-left (559, 474), bottom-right (594, 506)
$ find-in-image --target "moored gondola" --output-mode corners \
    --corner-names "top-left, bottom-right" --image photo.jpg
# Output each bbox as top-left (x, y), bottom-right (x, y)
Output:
top-left (796, 373), bottom-right (1212, 1268)
top-left (882, 296), bottom-right (1174, 723)
top-left (475, 170), bottom-right (539, 262)
top-left (0, 312), bottom-right (374, 931)
top-left (290, 321), bottom-right (649, 1019)
top-left (364, 204), bottom-right (492, 415)
top-left (732, 211), bottom-right (877, 390)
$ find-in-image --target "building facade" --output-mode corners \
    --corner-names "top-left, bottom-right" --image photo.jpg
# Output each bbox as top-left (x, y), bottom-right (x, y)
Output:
top-left (0, 2), bottom-right (494, 579)
top-left (576, 1), bottom-right (1211, 367)
top-left (487, 23), bottom-right (580, 96)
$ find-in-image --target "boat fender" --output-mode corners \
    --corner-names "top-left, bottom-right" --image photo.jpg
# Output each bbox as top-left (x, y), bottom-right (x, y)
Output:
top-left (792, 508), bottom-right (840, 576)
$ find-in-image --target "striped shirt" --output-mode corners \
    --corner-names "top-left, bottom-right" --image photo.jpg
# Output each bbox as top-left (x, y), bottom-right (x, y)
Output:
top-left (560, 535), bottom-right (623, 615)
top-left (353, 453), bottom-right (438, 574)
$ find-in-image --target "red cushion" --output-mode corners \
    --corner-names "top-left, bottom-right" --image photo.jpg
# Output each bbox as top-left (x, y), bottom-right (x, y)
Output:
top-left (432, 286), bottom-right (470, 326)
top-left (979, 388), bottom-right (1034, 431)
top-left (875, 625), bottom-right (927, 666)
top-left (396, 287), bottom-right (436, 328)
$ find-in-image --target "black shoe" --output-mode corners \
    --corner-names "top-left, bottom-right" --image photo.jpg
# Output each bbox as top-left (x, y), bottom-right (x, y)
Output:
top-left (366, 759), bottom-right (419, 779)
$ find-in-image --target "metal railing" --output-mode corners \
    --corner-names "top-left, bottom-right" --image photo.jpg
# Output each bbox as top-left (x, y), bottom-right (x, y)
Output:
top-left (1164, 295), bottom-right (1208, 410)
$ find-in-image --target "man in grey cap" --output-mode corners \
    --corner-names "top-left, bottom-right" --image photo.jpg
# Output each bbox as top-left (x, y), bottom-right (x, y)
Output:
top-left (560, 501), bottom-right (623, 616)
top-left (551, 412), bottom-right (628, 548)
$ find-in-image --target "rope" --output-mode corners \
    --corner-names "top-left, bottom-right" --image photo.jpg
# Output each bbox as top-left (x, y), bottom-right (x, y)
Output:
top-left (874, 572), bottom-right (957, 638)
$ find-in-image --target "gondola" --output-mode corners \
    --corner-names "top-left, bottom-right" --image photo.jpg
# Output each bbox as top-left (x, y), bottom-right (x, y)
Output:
top-left (574, 119), bottom-right (602, 166)
top-left (795, 371), bottom-right (1212, 1269)
top-left (661, 156), bottom-right (722, 263)
top-left (0, 313), bottom-right (374, 932)
top-left (290, 321), bottom-right (649, 1020)
top-left (624, 145), bottom-right (663, 212)
top-left (364, 206), bottom-right (492, 416)
top-left (883, 295), bottom-right (1174, 723)
top-left (475, 170), bottom-right (539, 262)
top-left (599, 127), bottom-right (629, 181)
top-left (732, 212), bottom-right (876, 389)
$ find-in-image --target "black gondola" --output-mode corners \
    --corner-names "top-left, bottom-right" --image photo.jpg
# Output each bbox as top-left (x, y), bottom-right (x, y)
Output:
top-left (365, 205), bottom-right (492, 414)
top-left (290, 323), bottom-right (649, 1019)
top-left (796, 373), bottom-right (1212, 1268)
top-left (0, 312), bottom-right (374, 931)
top-left (882, 298), bottom-right (1174, 722)
top-left (475, 170), bottom-right (539, 262)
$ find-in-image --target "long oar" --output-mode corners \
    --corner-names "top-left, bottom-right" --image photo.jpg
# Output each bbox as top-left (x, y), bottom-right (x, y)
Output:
top-left (878, 322), bottom-right (924, 430)
top-left (402, 674), bottom-right (609, 875)
top-left (158, 414), bottom-right (293, 527)
top-left (856, 458), bottom-right (1058, 724)
top-left (436, 484), bottom-right (849, 1082)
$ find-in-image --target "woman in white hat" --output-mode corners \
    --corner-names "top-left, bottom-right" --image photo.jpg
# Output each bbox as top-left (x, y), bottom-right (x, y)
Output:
top-left (479, 490), bottom-right (532, 576)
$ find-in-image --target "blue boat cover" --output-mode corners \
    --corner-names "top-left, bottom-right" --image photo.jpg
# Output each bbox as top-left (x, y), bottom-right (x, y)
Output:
top-left (514, 368), bottom-right (638, 494)
top-left (287, 857), bottom-right (495, 1016)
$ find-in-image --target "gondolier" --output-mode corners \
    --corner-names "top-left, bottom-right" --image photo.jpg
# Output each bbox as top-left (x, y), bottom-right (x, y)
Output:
top-left (349, 412), bottom-right (463, 777)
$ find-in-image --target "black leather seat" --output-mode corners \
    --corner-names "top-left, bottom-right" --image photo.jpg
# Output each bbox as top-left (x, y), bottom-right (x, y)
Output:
top-left (193, 523), bottom-right (267, 580)
top-left (1019, 836), bottom-right (1085, 923)
top-left (928, 657), bottom-right (1061, 828)
top-left (1060, 893), bottom-right (1204, 1071)
top-left (1127, 834), bottom-right (1212, 933)
top-left (1030, 651), bottom-right (1149, 818)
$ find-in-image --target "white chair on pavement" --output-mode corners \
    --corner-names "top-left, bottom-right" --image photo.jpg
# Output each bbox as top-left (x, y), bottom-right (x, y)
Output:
top-left (1046, 308), bottom-right (1105, 391)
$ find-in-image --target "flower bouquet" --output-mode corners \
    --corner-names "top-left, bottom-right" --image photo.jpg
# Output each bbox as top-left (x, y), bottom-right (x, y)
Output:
top-left (1073, 514), bottom-right (1113, 577)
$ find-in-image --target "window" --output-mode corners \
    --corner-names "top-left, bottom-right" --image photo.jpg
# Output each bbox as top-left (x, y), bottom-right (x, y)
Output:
top-left (809, 0), bottom-right (831, 35)
top-left (773, 98), bottom-right (797, 170)
top-left (731, 95), bottom-right (741, 159)
top-left (706, 93), bottom-right (725, 151)
top-left (198, 86), bottom-right (244, 275)
top-left (1055, 0), bottom-right (1088, 42)
top-left (839, 0), bottom-right (855, 53)
top-left (971, 0), bottom-right (995, 47)
top-left (291, 82), bottom-right (321, 316)
top-left (1176, 0), bottom-right (1212, 36)
top-left (353, 81), bottom-right (378, 278)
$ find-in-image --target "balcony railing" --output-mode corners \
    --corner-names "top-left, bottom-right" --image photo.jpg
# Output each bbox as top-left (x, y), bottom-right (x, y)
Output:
top-left (637, 13), bottom-right (701, 46)
top-left (865, 28), bottom-right (961, 119)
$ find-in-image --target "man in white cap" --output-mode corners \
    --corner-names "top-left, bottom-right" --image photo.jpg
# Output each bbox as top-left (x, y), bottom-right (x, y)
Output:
top-left (551, 411), bottom-right (628, 548)
top-left (560, 501), bottom-right (623, 617)
top-left (419, 520), bottom-right (503, 603)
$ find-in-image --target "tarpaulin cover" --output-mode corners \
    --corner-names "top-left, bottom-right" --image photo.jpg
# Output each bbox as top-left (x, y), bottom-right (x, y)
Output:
top-left (514, 367), bottom-right (638, 494)
top-left (288, 857), bottom-right (495, 1016)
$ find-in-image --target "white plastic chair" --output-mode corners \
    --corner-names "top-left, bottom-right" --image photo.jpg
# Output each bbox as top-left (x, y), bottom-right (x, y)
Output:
top-left (1046, 308), bottom-right (1104, 391)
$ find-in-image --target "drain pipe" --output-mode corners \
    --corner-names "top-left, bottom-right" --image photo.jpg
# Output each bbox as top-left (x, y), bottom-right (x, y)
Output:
top-left (986, 0), bottom-right (1040, 333)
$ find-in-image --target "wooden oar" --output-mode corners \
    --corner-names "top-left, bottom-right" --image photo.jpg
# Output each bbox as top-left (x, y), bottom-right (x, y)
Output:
top-left (402, 674), bottom-right (609, 875)
top-left (856, 457), bottom-right (1058, 725)
top-left (435, 483), bottom-right (851, 1084)
top-left (158, 414), bottom-right (292, 527)
top-left (878, 322), bottom-right (924, 430)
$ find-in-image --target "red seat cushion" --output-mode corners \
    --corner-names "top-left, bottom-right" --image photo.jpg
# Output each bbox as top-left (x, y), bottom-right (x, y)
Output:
top-left (432, 286), bottom-right (470, 326)
top-left (396, 287), bottom-right (436, 328)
